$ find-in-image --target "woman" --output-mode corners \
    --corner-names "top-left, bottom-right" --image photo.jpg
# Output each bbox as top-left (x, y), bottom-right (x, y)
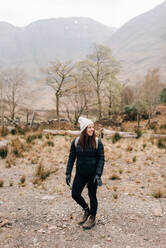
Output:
top-left (66, 116), bottom-right (105, 229)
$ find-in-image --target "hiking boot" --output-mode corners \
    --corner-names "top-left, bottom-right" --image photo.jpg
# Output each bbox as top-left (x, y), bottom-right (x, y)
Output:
top-left (78, 207), bottom-right (90, 225)
top-left (82, 215), bottom-right (96, 229)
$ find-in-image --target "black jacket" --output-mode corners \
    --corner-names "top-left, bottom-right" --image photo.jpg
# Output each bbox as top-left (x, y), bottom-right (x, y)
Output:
top-left (66, 138), bottom-right (105, 177)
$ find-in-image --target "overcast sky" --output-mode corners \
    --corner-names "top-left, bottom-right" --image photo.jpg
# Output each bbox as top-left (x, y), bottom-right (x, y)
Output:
top-left (0, 0), bottom-right (164, 28)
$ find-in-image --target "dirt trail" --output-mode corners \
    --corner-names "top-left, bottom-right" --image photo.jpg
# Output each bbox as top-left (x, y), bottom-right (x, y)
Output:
top-left (0, 174), bottom-right (166, 248)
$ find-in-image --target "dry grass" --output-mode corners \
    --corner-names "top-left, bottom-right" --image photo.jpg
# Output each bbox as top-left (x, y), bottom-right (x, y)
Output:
top-left (0, 179), bottom-right (4, 187)
top-left (32, 162), bottom-right (59, 186)
top-left (0, 126), bottom-right (9, 136)
top-left (35, 164), bottom-right (51, 181)
top-left (0, 117), bottom-right (166, 199)
top-left (109, 173), bottom-right (121, 180)
top-left (152, 187), bottom-right (166, 198)
top-left (11, 138), bottom-right (25, 157)
top-left (112, 192), bottom-right (118, 199)
top-left (126, 145), bottom-right (133, 152)
top-left (9, 180), bottom-right (13, 187)
top-left (20, 175), bottom-right (26, 185)
top-left (6, 155), bottom-right (16, 167)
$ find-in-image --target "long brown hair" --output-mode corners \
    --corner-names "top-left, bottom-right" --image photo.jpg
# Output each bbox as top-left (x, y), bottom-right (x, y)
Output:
top-left (80, 128), bottom-right (96, 150)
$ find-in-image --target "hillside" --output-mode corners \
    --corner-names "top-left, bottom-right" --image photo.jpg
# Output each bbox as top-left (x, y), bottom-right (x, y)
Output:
top-left (108, 0), bottom-right (166, 82)
top-left (0, 17), bottom-right (115, 68)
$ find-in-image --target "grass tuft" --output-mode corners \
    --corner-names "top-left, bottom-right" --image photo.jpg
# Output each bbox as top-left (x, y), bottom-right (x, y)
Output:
top-left (112, 133), bottom-right (121, 144)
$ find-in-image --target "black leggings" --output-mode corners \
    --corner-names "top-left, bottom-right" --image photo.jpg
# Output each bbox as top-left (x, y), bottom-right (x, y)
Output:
top-left (72, 174), bottom-right (98, 217)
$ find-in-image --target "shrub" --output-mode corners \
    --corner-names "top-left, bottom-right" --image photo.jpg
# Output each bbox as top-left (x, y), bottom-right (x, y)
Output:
top-left (157, 139), bottom-right (166, 149)
top-left (109, 173), bottom-right (120, 180)
top-left (12, 138), bottom-right (24, 157)
top-left (17, 126), bottom-right (30, 135)
top-left (9, 180), bottom-right (13, 187)
top-left (152, 188), bottom-right (166, 198)
top-left (160, 88), bottom-right (166, 103)
top-left (142, 143), bottom-right (147, 149)
top-left (132, 156), bottom-right (136, 162)
top-left (0, 148), bottom-right (8, 159)
top-left (17, 128), bottom-right (25, 135)
top-left (113, 185), bottom-right (118, 191)
top-left (124, 105), bottom-right (137, 121)
top-left (26, 134), bottom-right (37, 143)
top-left (149, 122), bottom-right (158, 131)
top-left (37, 133), bottom-right (42, 139)
top-left (45, 134), bottom-right (50, 139)
top-left (156, 111), bottom-right (161, 115)
top-left (112, 192), bottom-right (118, 199)
top-left (161, 124), bottom-right (166, 130)
top-left (126, 145), bottom-right (133, 152)
top-left (35, 164), bottom-right (51, 181)
top-left (0, 127), bottom-right (8, 137)
top-left (32, 177), bottom-right (41, 186)
top-left (11, 129), bottom-right (17, 135)
top-left (112, 133), bottom-right (121, 144)
top-left (47, 141), bottom-right (54, 147)
top-left (26, 133), bottom-right (43, 143)
top-left (0, 179), bottom-right (4, 187)
top-left (20, 175), bottom-right (26, 184)
top-left (135, 129), bottom-right (142, 139)
top-left (6, 156), bottom-right (16, 167)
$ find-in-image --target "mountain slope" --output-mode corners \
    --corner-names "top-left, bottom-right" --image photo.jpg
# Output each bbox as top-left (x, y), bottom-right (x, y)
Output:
top-left (0, 17), bottom-right (116, 68)
top-left (108, 0), bottom-right (166, 81)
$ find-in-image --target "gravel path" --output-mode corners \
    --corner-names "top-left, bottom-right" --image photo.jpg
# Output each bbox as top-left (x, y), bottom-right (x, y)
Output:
top-left (0, 182), bottom-right (166, 248)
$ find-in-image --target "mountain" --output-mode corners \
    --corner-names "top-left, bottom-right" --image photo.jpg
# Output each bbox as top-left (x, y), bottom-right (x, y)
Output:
top-left (0, 17), bottom-right (116, 69)
top-left (108, 0), bottom-right (166, 82)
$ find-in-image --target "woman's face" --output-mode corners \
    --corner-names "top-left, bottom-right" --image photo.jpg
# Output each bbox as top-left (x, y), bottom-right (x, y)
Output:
top-left (86, 124), bottom-right (94, 136)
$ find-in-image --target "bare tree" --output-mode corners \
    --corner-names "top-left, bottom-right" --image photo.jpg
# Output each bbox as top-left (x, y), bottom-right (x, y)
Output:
top-left (3, 67), bottom-right (26, 120)
top-left (121, 85), bottom-right (134, 107)
top-left (43, 60), bottom-right (74, 121)
top-left (79, 44), bottom-right (120, 121)
top-left (106, 79), bottom-right (122, 117)
top-left (65, 72), bottom-right (90, 125)
top-left (139, 68), bottom-right (162, 125)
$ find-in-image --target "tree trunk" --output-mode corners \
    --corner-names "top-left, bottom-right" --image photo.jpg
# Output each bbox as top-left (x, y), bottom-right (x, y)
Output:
top-left (146, 112), bottom-right (151, 127)
top-left (26, 110), bottom-right (29, 125)
top-left (108, 89), bottom-right (112, 117)
top-left (30, 112), bottom-right (35, 127)
top-left (56, 93), bottom-right (60, 122)
top-left (11, 105), bottom-right (15, 120)
top-left (96, 88), bottom-right (102, 121)
top-left (137, 113), bottom-right (140, 128)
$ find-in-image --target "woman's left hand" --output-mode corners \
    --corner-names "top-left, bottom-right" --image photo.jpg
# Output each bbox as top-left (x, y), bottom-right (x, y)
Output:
top-left (93, 175), bottom-right (102, 186)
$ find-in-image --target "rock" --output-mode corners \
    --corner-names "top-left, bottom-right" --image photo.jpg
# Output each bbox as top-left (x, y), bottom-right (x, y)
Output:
top-left (0, 140), bottom-right (8, 153)
top-left (38, 229), bottom-right (46, 233)
top-left (42, 195), bottom-right (55, 200)
top-left (153, 207), bottom-right (163, 217)
top-left (0, 140), bottom-right (8, 147)
top-left (92, 245), bottom-right (101, 248)
top-left (66, 130), bottom-right (80, 136)
top-left (0, 219), bottom-right (9, 227)
top-left (43, 129), bottom-right (66, 135)
top-left (48, 226), bottom-right (57, 230)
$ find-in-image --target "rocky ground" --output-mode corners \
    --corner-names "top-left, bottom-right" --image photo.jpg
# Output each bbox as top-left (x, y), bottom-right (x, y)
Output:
top-left (0, 132), bottom-right (166, 248)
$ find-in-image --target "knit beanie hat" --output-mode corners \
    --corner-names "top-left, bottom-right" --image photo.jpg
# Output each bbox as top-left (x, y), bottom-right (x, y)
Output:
top-left (78, 116), bottom-right (93, 133)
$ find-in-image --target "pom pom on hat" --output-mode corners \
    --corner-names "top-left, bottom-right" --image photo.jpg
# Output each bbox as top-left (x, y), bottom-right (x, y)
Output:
top-left (78, 116), bottom-right (93, 133)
